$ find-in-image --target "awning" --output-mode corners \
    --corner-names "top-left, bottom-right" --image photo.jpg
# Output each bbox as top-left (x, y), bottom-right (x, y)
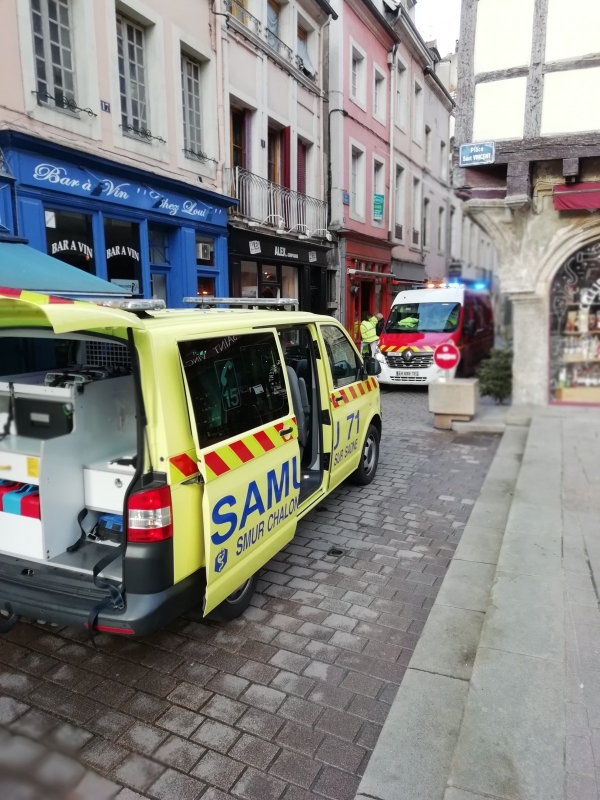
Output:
top-left (0, 240), bottom-right (124, 295)
top-left (553, 182), bottom-right (600, 212)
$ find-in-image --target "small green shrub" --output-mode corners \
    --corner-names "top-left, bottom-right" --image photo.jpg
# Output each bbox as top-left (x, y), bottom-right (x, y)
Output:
top-left (477, 348), bottom-right (513, 404)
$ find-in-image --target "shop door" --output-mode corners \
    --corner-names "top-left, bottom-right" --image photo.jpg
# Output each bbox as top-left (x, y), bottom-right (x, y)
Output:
top-left (178, 330), bottom-right (301, 614)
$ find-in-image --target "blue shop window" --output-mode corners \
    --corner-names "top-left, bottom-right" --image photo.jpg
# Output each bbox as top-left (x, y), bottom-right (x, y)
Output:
top-left (44, 209), bottom-right (95, 274)
top-left (150, 272), bottom-right (169, 304)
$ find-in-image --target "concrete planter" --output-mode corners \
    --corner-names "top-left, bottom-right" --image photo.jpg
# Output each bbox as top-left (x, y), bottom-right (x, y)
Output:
top-left (429, 378), bottom-right (480, 429)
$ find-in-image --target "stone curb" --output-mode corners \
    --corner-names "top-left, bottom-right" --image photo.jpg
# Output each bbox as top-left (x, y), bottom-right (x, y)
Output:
top-left (355, 425), bottom-right (529, 800)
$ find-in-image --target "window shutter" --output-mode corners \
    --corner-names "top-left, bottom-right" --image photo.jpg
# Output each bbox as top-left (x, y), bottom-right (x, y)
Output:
top-left (282, 127), bottom-right (291, 189)
top-left (297, 141), bottom-right (307, 195)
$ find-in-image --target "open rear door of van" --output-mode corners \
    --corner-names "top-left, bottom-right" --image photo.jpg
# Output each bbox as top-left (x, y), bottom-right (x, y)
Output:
top-left (177, 330), bottom-right (301, 616)
top-left (0, 289), bottom-right (144, 336)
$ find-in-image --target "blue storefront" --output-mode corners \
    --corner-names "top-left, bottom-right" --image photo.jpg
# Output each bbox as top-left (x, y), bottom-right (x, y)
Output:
top-left (0, 132), bottom-right (233, 305)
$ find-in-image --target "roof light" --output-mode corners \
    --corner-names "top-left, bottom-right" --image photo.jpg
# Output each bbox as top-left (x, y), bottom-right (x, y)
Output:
top-left (97, 299), bottom-right (166, 311)
top-left (474, 282), bottom-right (487, 291)
top-left (426, 282), bottom-right (435, 289)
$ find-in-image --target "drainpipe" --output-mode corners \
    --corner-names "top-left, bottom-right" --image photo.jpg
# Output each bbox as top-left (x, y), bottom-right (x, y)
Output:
top-left (319, 18), bottom-right (329, 206)
top-left (387, 45), bottom-right (397, 241)
top-left (214, 0), bottom-right (227, 192)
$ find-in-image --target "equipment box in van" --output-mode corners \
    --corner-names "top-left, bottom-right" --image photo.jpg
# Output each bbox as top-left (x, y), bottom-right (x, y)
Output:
top-left (0, 290), bottom-right (381, 640)
top-left (376, 287), bottom-right (494, 386)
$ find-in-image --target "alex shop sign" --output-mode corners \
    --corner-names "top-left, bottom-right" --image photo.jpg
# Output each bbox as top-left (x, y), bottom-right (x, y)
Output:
top-left (18, 155), bottom-right (228, 226)
top-left (238, 235), bottom-right (328, 266)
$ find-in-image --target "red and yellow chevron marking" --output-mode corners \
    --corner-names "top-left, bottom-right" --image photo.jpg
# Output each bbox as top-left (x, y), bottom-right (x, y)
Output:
top-left (331, 377), bottom-right (378, 409)
top-left (379, 344), bottom-right (435, 353)
top-left (0, 287), bottom-right (89, 305)
top-left (203, 417), bottom-right (298, 482)
top-left (169, 450), bottom-right (199, 484)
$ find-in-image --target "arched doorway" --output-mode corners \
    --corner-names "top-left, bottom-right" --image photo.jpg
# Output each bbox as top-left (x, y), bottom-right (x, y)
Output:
top-left (550, 241), bottom-right (600, 403)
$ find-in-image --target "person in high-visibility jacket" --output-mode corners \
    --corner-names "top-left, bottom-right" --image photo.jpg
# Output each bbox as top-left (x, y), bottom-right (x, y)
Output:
top-left (360, 311), bottom-right (380, 356)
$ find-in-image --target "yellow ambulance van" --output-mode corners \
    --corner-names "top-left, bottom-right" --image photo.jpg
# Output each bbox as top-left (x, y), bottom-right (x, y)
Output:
top-left (0, 290), bottom-right (381, 640)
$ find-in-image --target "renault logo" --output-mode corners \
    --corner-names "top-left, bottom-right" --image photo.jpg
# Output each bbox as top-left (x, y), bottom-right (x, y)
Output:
top-left (403, 349), bottom-right (414, 363)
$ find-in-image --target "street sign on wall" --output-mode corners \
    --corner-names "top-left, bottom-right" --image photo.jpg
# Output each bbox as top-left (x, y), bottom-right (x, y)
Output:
top-left (459, 142), bottom-right (496, 168)
top-left (373, 194), bottom-right (384, 221)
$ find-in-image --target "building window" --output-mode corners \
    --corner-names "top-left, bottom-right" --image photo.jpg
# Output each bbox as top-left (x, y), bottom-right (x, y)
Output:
top-left (297, 25), bottom-right (316, 79)
top-left (438, 206), bottom-right (446, 253)
top-left (396, 59), bottom-right (408, 128)
top-left (425, 126), bottom-right (432, 163)
top-left (231, 108), bottom-right (246, 168)
top-left (350, 146), bottom-right (364, 217)
top-left (395, 165), bottom-right (405, 241)
top-left (412, 177), bottom-right (422, 247)
top-left (373, 160), bottom-right (384, 222)
top-left (423, 198), bottom-right (430, 250)
top-left (31, 0), bottom-right (75, 110)
top-left (116, 14), bottom-right (148, 136)
top-left (373, 68), bottom-right (385, 122)
top-left (149, 224), bottom-right (170, 265)
top-left (196, 235), bottom-right (215, 266)
top-left (105, 217), bottom-right (142, 294)
top-left (267, 0), bottom-right (280, 49)
top-left (44, 209), bottom-right (94, 274)
top-left (350, 45), bottom-right (365, 105)
top-left (440, 141), bottom-right (448, 181)
top-left (181, 52), bottom-right (202, 156)
top-left (413, 81), bottom-right (424, 144)
top-left (268, 127), bottom-right (281, 184)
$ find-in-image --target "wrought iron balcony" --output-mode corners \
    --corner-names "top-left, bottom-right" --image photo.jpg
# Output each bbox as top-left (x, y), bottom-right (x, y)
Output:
top-left (224, 0), bottom-right (261, 35)
top-left (224, 0), bottom-right (315, 77)
top-left (226, 167), bottom-right (328, 238)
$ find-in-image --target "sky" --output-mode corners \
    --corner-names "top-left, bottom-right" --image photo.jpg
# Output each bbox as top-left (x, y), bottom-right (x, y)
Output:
top-left (414, 0), bottom-right (462, 57)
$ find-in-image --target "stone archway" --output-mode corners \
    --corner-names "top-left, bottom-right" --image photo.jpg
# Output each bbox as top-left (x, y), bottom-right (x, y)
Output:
top-left (549, 241), bottom-right (600, 404)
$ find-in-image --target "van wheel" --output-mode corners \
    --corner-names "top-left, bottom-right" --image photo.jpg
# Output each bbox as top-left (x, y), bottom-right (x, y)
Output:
top-left (208, 573), bottom-right (259, 622)
top-left (348, 424), bottom-right (380, 486)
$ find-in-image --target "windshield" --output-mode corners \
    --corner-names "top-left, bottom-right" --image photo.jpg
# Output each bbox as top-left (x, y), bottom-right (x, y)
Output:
top-left (385, 302), bottom-right (461, 333)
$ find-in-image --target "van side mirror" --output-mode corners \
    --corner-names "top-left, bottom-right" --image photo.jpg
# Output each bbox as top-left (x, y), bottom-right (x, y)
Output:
top-left (363, 356), bottom-right (382, 376)
top-left (464, 319), bottom-right (477, 337)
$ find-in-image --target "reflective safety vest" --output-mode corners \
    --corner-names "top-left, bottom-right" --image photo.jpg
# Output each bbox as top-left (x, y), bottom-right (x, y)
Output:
top-left (360, 316), bottom-right (378, 344)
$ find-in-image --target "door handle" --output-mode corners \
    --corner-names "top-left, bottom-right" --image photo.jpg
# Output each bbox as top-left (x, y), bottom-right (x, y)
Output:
top-left (279, 427), bottom-right (293, 437)
top-left (333, 395), bottom-right (344, 403)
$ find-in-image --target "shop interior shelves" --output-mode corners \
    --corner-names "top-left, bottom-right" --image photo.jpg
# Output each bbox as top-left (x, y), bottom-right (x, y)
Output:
top-left (555, 387), bottom-right (600, 402)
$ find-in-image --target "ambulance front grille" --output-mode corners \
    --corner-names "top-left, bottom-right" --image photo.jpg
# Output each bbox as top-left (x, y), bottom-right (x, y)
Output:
top-left (385, 353), bottom-right (434, 369)
top-left (85, 341), bottom-right (132, 369)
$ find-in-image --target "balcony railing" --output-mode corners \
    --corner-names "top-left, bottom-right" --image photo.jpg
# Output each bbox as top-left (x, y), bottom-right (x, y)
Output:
top-left (224, 0), bottom-right (261, 35)
top-left (225, 0), bottom-right (316, 80)
top-left (226, 167), bottom-right (328, 238)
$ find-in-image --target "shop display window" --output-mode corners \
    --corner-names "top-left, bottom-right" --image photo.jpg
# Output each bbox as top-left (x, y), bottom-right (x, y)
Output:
top-left (104, 218), bottom-right (142, 294)
top-left (550, 243), bottom-right (600, 404)
top-left (282, 265), bottom-right (298, 301)
top-left (241, 262), bottom-right (258, 298)
top-left (45, 209), bottom-right (95, 274)
top-left (197, 276), bottom-right (216, 297)
top-left (150, 274), bottom-right (168, 303)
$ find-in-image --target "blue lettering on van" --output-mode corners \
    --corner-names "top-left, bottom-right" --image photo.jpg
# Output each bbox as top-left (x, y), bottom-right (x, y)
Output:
top-left (214, 548), bottom-right (228, 572)
top-left (211, 496), bottom-right (237, 545)
top-left (211, 456), bottom-right (301, 545)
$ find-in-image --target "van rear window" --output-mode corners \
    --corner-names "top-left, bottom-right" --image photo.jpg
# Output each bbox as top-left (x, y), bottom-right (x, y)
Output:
top-left (179, 332), bottom-right (289, 448)
top-left (385, 302), bottom-right (461, 333)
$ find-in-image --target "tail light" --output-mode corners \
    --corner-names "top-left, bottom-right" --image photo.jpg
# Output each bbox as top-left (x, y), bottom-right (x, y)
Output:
top-left (127, 485), bottom-right (173, 543)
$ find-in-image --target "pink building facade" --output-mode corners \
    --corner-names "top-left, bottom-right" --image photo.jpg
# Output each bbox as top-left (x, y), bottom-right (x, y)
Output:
top-left (328, 0), bottom-right (455, 337)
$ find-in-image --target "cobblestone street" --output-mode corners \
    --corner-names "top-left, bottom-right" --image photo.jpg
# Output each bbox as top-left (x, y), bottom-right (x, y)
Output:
top-left (0, 388), bottom-right (499, 800)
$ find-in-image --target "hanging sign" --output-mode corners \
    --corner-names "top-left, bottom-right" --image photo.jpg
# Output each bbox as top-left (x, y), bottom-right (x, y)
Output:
top-left (373, 194), bottom-right (385, 222)
top-left (17, 154), bottom-right (228, 226)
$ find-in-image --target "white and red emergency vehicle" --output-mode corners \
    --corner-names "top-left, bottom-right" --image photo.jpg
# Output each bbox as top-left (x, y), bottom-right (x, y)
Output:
top-left (376, 286), bottom-right (494, 386)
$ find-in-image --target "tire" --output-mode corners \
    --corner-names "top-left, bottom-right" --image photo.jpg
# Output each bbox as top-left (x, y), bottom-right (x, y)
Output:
top-left (348, 423), bottom-right (380, 486)
top-left (207, 572), bottom-right (259, 622)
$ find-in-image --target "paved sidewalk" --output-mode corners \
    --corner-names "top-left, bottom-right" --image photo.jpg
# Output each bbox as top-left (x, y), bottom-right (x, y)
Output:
top-left (0, 389), bottom-right (499, 799)
top-left (357, 405), bottom-right (600, 800)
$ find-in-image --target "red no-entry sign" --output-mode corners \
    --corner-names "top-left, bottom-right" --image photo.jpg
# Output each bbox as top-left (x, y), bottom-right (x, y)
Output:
top-left (434, 342), bottom-right (460, 370)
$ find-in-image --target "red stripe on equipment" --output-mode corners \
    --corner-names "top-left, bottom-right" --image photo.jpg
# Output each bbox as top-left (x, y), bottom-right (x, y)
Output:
top-left (204, 451), bottom-right (231, 476)
top-left (229, 439), bottom-right (255, 463)
top-left (254, 429), bottom-right (276, 452)
top-left (358, 384), bottom-right (365, 395)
